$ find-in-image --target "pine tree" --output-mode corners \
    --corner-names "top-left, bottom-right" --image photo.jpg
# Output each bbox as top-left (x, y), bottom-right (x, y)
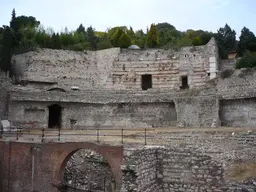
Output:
top-left (238, 27), bottom-right (256, 56)
top-left (215, 24), bottom-right (236, 59)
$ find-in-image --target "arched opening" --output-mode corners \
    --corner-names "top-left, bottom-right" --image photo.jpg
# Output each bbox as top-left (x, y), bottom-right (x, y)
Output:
top-left (60, 149), bottom-right (115, 192)
top-left (48, 104), bottom-right (62, 128)
top-left (47, 87), bottom-right (66, 92)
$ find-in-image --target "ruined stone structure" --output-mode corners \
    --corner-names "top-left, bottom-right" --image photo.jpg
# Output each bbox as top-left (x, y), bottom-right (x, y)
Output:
top-left (0, 141), bottom-right (123, 192)
top-left (0, 130), bottom-right (255, 192)
top-left (120, 130), bottom-right (256, 192)
top-left (0, 37), bottom-right (256, 130)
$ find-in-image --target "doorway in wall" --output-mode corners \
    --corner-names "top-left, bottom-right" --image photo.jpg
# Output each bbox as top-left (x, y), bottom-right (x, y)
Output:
top-left (141, 74), bottom-right (152, 90)
top-left (180, 76), bottom-right (189, 89)
top-left (48, 104), bottom-right (62, 128)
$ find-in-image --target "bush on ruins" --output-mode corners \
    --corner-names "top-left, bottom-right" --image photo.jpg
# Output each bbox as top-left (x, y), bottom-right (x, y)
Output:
top-left (236, 51), bottom-right (256, 69)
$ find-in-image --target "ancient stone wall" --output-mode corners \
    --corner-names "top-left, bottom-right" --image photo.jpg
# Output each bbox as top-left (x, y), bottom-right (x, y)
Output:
top-left (0, 72), bottom-right (12, 120)
top-left (175, 96), bottom-right (218, 127)
top-left (219, 59), bottom-right (236, 71)
top-left (11, 38), bottom-right (218, 91)
top-left (217, 69), bottom-right (256, 99)
top-left (11, 48), bottom-right (120, 90)
top-left (105, 38), bottom-right (218, 90)
top-left (217, 69), bottom-right (256, 127)
top-left (64, 149), bottom-right (114, 191)
top-left (8, 101), bottom-right (47, 129)
top-left (220, 98), bottom-right (256, 127)
top-left (121, 130), bottom-right (256, 192)
top-left (8, 101), bottom-right (177, 129)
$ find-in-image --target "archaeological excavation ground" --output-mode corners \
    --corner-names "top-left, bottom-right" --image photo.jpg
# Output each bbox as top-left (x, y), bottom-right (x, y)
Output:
top-left (0, 38), bottom-right (256, 192)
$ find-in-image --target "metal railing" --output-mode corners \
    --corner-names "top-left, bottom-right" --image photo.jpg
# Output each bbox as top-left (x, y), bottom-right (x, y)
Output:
top-left (0, 127), bottom-right (150, 145)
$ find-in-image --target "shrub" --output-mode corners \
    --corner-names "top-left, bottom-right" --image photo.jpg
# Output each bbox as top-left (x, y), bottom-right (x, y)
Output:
top-left (236, 50), bottom-right (256, 69)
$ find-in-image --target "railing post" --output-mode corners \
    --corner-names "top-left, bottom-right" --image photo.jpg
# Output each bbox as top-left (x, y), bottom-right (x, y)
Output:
top-left (97, 129), bottom-right (99, 143)
top-left (0, 125), bottom-right (3, 139)
top-left (16, 129), bottom-right (19, 140)
top-left (41, 128), bottom-right (45, 142)
top-left (58, 127), bottom-right (61, 141)
top-left (144, 128), bottom-right (147, 145)
top-left (121, 128), bottom-right (124, 144)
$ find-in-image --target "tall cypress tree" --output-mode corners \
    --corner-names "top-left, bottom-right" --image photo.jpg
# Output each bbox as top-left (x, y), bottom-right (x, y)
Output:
top-left (87, 26), bottom-right (98, 50)
top-left (146, 24), bottom-right (159, 48)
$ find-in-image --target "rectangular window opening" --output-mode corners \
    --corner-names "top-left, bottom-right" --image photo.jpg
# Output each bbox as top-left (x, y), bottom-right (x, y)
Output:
top-left (180, 76), bottom-right (189, 90)
top-left (141, 74), bottom-right (152, 90)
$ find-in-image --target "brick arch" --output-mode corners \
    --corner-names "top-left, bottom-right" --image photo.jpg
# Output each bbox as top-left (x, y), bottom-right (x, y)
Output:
top-left (0, 141), bottom-right (123, 192)
top-left (53, 142), bottom-right (123, 191)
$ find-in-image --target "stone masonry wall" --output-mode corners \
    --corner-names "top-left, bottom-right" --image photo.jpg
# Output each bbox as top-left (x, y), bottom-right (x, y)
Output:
top-left (64, 149), bottom-right (114, 191)
top-left (121, 146), bottom-right (163, 192)
top-left (121, 130), bottom-right (256, 192)
top-left (11, 38), bottom-right (218, 91)
top-left (219, 59), bottom-right (236, 71)
top-left (220, 98), bottom-right (256, 127)
top-left (0, 74), bottom-right (11, 120)
top-left (175, 96), bottom-right (218, 127)
top-left (217, 68), bottom-right (256, 127)
top-left (11, 48), bottom-right (120, 90)
top-left (8, 101), bottom-right (177, 129)
top-left (217, 68), bottom-right (256, 99)
top-left (105, 38), bottom-right (218, 90)
top-left (122, 146), bottom-right (223, 192)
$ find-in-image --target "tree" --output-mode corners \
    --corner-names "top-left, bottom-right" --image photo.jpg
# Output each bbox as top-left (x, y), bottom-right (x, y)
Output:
top-left (236, 51), bottom-right (256, 69)
top-left (146, 24), bottom-right (159, 48)
top-left (76, 24), bottom-right (85, 35)
top-left (215, 24), bottom-right (237, 59)
top-left (132, 30), bottom-right (146, 48)
top-left (51, 33), bottom-right (61, 49)
top-left (97, 32), bottom-right (113, 50)
top-left (35, 27), bottom-right (52, 48)
top-left (10, 9), bottom-right (16, 30)
top-left (0, 26), bottom-right (14, 72)
top-left (173, 36), bottom-right (192, 48)
top-left (73, 31), bottom-right (85, 44)
top-left (127, 26), bottom-right (135, 40)
top-left (108, 26), bottom-right (128, 39)
top-left (111, 28), bottom-right (123, 47)
top-left (238, 27), bottom-right (256, 56)
top-left (118, 33), bottom-right (131, 48)
top-left (87, 26), bottom-right (98, 50)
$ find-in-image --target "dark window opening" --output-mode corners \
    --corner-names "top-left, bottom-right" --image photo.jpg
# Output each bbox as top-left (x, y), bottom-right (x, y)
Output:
top-left (141, 74), bottom-right (152, 90)
top-left (123, 64), bottom-right (125, 71)
top-left (180, 76), bottom-right (189, 89)
top-left (48, 104), bottom-right (62, 128)
top-left (208, 73), bottom-right (210, 76)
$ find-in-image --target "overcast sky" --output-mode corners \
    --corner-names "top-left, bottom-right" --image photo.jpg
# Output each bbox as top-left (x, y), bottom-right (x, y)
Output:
top-left (0, 0), bottom-right (255, 36)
